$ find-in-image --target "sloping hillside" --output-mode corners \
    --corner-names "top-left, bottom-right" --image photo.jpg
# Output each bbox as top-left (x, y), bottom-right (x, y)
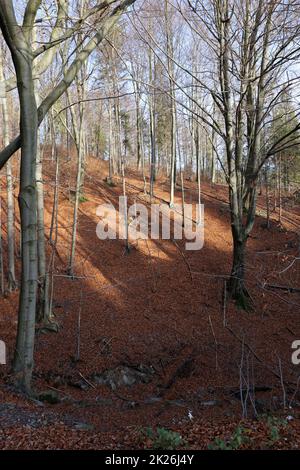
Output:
top-left (0, 155), bottom-right (300, 449)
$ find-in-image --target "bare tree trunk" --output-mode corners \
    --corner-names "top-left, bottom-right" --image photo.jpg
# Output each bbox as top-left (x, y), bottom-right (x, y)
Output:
top-left (6, 160), bottom-right (17, 291)
top-left (35, 88), bottom-right (49, 323)
top-left (165, 0), bottom-right (176, 207)
top-left (50, 132), bottom-right (59, 245)
top-left (0, 47), bottom-right (16, 291)
top-left (278, 154), bottom-right (282, 225)
top-left (218, 0), bottom-right (248, 301)
top-left (11, 51), bottom-right (38, 394)
top-left (197, 133), bottom-right (201, 220)
top-left (121, 157), bottom-right (129, 253)
top-left (114, 97), bottom-right (122, 175)
top-left (0, 0), bottom-right (40, 391)
top-left (68, 121), bottom-right (85, 276)
top-left (134, 87), bottom-right (142, 170)
top-left (117, 106), bottom-right (122, 176)
top-left (229, 235), bottom-right (246, 302)
top-left (0, 188), bottom-right (4, 295)
top-left (177, 129), bottom-right (185, 228)
top-left (108, 99), bottom-right (114, 181)
top-left (66, 59), bottom-right (87, 275)
top-left (169, 98), bottom-right (176, 207)
top-left (36, 137), bottom-right (49, 322)
top-left (148, 47), bottom-right (156, 199)
top-left (265, 165), bottom-right (270, 229)
top-left (195, 123), bottom-right (201, 183)
top-left (140, 116), bottom-right (145, 180)
top-left (149, 100), bottom-right (156, 198)
top-left (211, 123), bottom-right (216, 184)
top-left (50, 110), bottom-right (56, 162)
top-left (0, 0), bottom-right (137, 393)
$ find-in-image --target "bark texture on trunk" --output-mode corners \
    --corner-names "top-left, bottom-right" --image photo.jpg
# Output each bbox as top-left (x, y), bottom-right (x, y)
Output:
top-left (228, 235), bottom-right (246, 300)
top-left (13, 56), bottom-right (38, 393)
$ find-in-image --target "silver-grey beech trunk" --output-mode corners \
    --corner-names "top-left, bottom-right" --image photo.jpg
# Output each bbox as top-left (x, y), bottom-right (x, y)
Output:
top-left (0, 2), bottom-right (39, 392)
top-left (0, 0), bottom-right (136, 393)
top-left (6, 48), bottom-right (38, 393)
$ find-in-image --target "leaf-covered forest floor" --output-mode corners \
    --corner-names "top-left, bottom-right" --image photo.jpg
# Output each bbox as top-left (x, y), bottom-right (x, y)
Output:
top-left (0, 151), bottom-right (300, 449)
